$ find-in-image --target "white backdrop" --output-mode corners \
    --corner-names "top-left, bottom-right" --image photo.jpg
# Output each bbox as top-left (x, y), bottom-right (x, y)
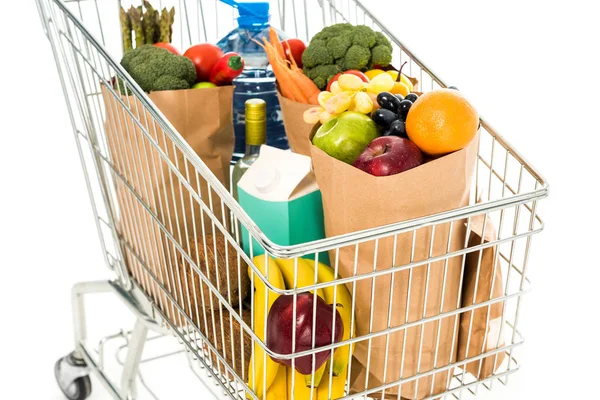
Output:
top-left (1, 0), bottom-right (599, 399)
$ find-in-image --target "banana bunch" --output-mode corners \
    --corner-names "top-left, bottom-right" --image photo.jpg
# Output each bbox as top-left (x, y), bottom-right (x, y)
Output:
top-left (248, 255), bottom-right (356, 400)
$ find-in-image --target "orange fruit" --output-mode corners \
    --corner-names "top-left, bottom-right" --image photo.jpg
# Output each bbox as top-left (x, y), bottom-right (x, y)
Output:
top-left (406, 89), bottom-right (479, 156)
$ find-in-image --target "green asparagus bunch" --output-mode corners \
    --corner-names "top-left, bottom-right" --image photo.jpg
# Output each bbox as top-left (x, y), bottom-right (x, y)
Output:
top-left (120, 1), bottom-right (175, 53)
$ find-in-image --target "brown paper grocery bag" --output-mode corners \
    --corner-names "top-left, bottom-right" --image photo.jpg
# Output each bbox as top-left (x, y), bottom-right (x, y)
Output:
top-left (101, 85), bottom-right (235, 324)
top-left (278, 91), bottom-right (314, 156)
top-left (310, 133), bottom-right (478, 399)
top-left (457, 214), bottom-right (506, 379)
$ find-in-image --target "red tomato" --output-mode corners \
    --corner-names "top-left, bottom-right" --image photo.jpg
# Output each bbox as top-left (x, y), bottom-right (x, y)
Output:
top-left (152, 42), bottom-right (180, 56)
top-left (183, 44), bottom-right (224, 82)
top-left (282, 38), bottom-right (306, 68)
top-left (326, 70), bottom-right (369, 91)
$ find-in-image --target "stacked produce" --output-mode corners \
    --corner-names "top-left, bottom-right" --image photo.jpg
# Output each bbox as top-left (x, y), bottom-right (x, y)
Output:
top-left (247, 255), bottom-right (355, 399)
top-left (305, 70), bottom-right (479, 175)
top-left (264, 23), bottom-right (396, 106)
top-left (116, 2), bottom-right (244, 93)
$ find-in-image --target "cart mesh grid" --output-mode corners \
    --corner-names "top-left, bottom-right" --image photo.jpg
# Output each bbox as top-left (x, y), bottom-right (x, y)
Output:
top-left (37, 0), bottom-right (548, 399)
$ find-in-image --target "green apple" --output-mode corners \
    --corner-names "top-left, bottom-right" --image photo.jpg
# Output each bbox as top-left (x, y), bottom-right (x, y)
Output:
top-left (192, 81), bottom-right (217, 89)
top-left (312, 111), bottom-right (380, 164)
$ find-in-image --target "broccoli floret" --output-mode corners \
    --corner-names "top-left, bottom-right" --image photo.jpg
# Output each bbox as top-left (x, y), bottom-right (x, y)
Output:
top-left (304, 64), bottom-right (342, 90)
top-left (301, 39), bottom-right (333, 68)
top-left (375, 31), bottom-right (392, 49)
top-left (302, 24), bottom-right (393, 88)
top-left (341, 45), bottom-right (371, 71)
top-left (371, 44), bottom-right (393, 67)
top-left (120, 44), bottom-right (196, 92)
top-left (351, 25), bottom-right (377, 48)
top-left (153, 76), bottom-right (190, 91)
top-left (326, 33), bottom-right (352, 60)
top-left (312, 23), bottom-right (353, 41)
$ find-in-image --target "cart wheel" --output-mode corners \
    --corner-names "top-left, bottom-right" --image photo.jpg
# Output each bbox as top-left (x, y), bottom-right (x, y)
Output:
top-left (55, 352), bottom-right (92, 400)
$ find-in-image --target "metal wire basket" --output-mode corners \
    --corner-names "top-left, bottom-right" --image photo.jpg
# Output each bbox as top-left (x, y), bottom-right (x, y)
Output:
top-left (36, 0), bottom-right (549, 399)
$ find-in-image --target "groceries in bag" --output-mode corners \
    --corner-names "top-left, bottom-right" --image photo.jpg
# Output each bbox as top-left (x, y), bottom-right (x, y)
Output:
top-left (217, 0), bottom-right (289, 155)
top-left (237, 146), bottom-right (328, 263)
top-left (247, 255), bottom-right (356, 399)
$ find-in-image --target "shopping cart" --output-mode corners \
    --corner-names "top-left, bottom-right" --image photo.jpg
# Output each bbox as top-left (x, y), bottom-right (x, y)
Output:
top-left (36, 0), bottom-right (548, 399)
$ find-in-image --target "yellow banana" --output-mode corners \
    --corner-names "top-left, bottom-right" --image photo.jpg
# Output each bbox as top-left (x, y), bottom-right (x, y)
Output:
top-left (248, 255), bottom-right (286, 399)
top-left (288, 366), bottom-right (318, 400)
top-left (316, 372), bottom-right (345, 400)
top-left (266, 364), bottom-right (287, 400)
top-left (274, 257), bottom-right (325, 300)
top-left (314, 262), bottom-right (355, 377)
top-left (305, 361), bottom-right (327, 388)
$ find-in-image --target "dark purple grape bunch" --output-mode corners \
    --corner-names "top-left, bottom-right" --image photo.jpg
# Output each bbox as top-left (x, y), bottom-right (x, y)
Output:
top-left (372, 92), bottom-right (419, 137)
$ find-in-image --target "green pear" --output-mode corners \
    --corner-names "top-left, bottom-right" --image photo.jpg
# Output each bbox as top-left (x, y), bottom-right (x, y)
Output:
top-left (312, 111), bottom-right (380, 164)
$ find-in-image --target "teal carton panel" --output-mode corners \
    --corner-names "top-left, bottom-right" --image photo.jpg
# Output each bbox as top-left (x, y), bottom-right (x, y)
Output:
top-left (238, 187), bottom-right (329, 264)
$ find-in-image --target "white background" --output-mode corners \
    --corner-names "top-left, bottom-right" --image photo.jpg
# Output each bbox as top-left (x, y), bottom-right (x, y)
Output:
top-left (1, 0), bottom-right (599, 399)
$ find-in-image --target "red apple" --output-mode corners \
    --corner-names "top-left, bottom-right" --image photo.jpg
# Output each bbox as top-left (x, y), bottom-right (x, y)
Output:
top-left (266, 293), bottom-right (343, 375)
top-left (326, 70), bottom-right (369, 91)
top-left (353, 136), bottom-right (423, 176)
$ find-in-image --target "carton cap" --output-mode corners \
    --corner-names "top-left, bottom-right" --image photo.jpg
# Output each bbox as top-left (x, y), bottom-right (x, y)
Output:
top-left (254, 167), bottom-right (280, 194)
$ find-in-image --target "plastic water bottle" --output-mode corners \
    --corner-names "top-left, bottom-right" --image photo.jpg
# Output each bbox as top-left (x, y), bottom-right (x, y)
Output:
top-left (217, 0), bottom-right (288, 160)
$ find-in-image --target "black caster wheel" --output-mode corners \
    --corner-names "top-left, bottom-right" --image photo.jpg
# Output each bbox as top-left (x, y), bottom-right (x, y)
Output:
top-left (55, 352), bottom-right (92, 400)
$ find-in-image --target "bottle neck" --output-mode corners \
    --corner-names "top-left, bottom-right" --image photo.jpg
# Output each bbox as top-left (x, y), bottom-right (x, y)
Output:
top-left (244, 143), bottom-right (262, 157)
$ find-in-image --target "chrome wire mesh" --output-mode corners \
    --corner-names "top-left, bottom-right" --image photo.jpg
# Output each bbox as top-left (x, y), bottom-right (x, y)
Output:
top-left (37, 0), bottom-right (547, 399)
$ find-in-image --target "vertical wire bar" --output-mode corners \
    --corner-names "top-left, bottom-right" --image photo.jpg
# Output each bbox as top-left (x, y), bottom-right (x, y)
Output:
top-left (396, 229), bottom-right (418, 400)
top-left (197, 0), bottom-right (207, 42)
top-left (187, 168), bottom-right (205, 364)
top-left (193, 169), bottom-right (214, 347)
top-left (309, 252), bottom-right (320, 399)
top-left (363, 238), bottom-right (380, 390)
top-left (413, 225), bottom-right (436, 398)
top-left (504, 197), bottom-right (538, 385)
top-left (493, 165), bottom-right (525, 380)
top-left (291, 255), bottom-right (299, 400)
top-left (181, 0), bottom-right (193, 49)
top-left (481, 149), bottom-right (511, 382)
top-left (92, 0), bottom-right (105, 45)
top-left (218, 200), bottom-right (237, 382)
top-left (459, 213), bottom-right (489, 393)
top-left (381, 234), bottom-right (399, 399)
top-left (291, 0), bottom-right (299, 37)
top-left (344, 243), bottom-right (360, 392)
top-left (446, 216), bottom-right (472, 394)
top-left (429, 220), bottom-right (454, 395)
top-left (162, 140), bottom-right (187, 328)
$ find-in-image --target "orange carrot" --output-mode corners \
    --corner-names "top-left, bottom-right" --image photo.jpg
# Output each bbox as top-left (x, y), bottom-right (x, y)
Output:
top-left (269, 27), bottom-right (286, 61)
top-left (283, 41), bottom-right (298, 69)
top-left (262, 39), bottom-right (304, 101)
top-left (289, 64), bottom-right (320, 105)
top-left (276, 58), bottom-right (308, 103)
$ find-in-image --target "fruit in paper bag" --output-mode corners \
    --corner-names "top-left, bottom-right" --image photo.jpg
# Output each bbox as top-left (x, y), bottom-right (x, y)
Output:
top-left (192, 82), bottom-right (217, 89)
top-left (266, 292), bottom-right (343, 375)
top-left (326, 70), bottom-right (369, 91)
top-left (312, 111), bottom-right (379, 164)
top-left (353, 136), bottom-right (423, 176)
top-left (406, 88), bottom-right (479, 156)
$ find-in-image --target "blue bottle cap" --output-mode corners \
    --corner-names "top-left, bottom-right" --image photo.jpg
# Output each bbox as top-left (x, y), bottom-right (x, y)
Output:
top-left (219, 0), bottom-right (270, 28)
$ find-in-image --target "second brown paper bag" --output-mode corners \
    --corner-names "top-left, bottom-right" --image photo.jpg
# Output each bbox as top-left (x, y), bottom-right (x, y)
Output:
top-left (101, 85), bottom-right (238, 324)
top-left (310, 133), bottom-right (478, 399)
top-left (278, 91), bottom-right (314, 156)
